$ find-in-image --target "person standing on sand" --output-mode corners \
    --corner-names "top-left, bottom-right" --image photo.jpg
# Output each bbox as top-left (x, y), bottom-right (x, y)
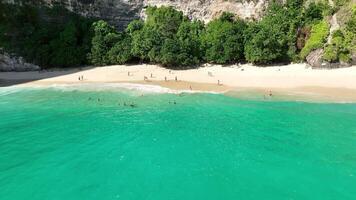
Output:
top-left (175, 76), bottom-right (178, 82)
top-left (165, 77), bottom-right (167, 81)
top-left (150, 73), bottom-right (153, 78)
top-left (190, 86), bottom-right (192, 90)
top-left (269, 90), bottom-right (273, 97)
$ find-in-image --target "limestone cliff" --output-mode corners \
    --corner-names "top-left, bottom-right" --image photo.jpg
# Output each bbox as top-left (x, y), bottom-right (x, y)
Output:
top-left (142, 0), bottom-right (267, 23)
top-left (3, 0), bottom-right (267, 28)
top-left (0, 49), bottom-right (40, 72)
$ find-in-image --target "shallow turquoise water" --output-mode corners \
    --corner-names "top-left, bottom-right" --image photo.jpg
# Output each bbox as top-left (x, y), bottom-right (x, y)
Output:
top-left (1, 86), bottom-right (356, 200)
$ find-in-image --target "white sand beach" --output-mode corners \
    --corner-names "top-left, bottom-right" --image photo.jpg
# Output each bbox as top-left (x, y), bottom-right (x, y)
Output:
top-left (1, 63), bottom-right (356, 102)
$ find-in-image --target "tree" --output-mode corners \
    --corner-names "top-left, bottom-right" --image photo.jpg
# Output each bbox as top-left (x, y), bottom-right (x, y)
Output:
top-left (160, 37), bottom-right (181, 66)
top-left (126, 19), bottom-right (144, 35)
top-left (175, 20), bottom-right (205, 66)
top-left (244, 2), bottom-right (302, 64)
top-left (131, 6), bottom-right (185, 63)
top-left (244, 22), bottom-right (287, 64)
top-left (145, 6), bottom-right (184, 38)
top-left (107, 33), bottom-right (133, 64)
top-left (202, 12), bottom-right (246, 64)
top-left (89, 20), bottom-right (120, 65)
top-left (131, 25), bottom-right (161, 62)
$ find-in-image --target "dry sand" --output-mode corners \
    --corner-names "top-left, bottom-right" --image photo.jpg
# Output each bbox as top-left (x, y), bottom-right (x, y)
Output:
top-left (1, 63), bottom-right (356, 102)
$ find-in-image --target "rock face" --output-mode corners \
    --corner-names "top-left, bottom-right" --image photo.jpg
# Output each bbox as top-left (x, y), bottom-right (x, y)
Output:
top-left (28, 0), bottom-right (144, 29)
top-left (306, 48), bottom-right (353, 69)
top-left (0, 51), bottom-right (40, 72)
top-left (352, 53), bottom-right (356, 65)
top-left (143, 0), bottom-right (267, 23)
top-left (306, 49), bottom-right (324, 68)
top-left (3, 0), bottom-right (268, 28)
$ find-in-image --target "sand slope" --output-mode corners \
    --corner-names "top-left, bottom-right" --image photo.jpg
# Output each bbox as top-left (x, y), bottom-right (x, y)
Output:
top-left (1, 63), bottom-right (356, 102)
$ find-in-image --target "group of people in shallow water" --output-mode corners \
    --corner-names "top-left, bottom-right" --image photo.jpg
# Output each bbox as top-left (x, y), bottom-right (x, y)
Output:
top-left (263, 91), bottom-right (274, 99)
top-left (87, 97), bottom-right (138, 108)
top-left (87, 96), bottom-right (179, 108)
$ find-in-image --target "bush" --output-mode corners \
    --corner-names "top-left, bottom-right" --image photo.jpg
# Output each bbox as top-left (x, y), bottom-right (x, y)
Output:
top-left (131, 25), bottom-right (161, 62)
top-left (160, 38), bottom-right (181, 66)
top-left (202, 12), bottom-right (246, 64)
top-left (304, 2), bottom-right (325, 24)
top-left (107, 33), bottom-right (133, 64)
top-left (322, 6), bottom-right (355, 63)
top-left (89, 20), bottom-right (120, 65)
top-left (244, 3), bottom-right (294, 64)
top-left (160, 20), bottom-right (205, 67)
top-left (300, 20), bottom-right (329, 59)
top-left (130, 6), bottom-right (185, 63)
top-left (175, 20), bottom-right (205, 66)
top-left (323, 45), bottom-right (338, 62)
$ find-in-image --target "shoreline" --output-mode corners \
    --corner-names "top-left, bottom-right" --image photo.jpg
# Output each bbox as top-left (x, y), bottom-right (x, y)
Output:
top-left (1, 63), bottom-right (356, 102)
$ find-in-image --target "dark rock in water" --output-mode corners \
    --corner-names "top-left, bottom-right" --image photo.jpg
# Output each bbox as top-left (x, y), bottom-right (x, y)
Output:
top-left (306, 49), bottom-right (324, 68)
top-left (0, 50), bottom-right (40, 72)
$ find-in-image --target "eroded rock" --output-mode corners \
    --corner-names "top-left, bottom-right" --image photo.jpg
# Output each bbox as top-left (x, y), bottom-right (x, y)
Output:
top-left (0, 51), bottom-right (40, 72)
top-left (306, 49), bottom-right (324, 68)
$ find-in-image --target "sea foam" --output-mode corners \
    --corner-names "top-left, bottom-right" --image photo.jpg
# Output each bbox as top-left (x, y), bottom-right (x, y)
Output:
top-left (3, 83), bottom-right (220, 95)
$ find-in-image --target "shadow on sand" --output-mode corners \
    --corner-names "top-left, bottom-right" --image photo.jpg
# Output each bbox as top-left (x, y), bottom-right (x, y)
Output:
top-left (0, 67), bottom-right (96, 87)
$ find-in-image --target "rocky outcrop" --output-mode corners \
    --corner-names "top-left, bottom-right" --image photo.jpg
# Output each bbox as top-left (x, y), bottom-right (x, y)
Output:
top-left (3, 0), bottom-right (268, 28)
top-left (0, 51), bottom-right (40, 72)
top-left (306, 48), bottom-right (353, 69)
top-left (352, 53), bottom-right (356, 65)
top-left (306, 49), bottom-right (324, 68)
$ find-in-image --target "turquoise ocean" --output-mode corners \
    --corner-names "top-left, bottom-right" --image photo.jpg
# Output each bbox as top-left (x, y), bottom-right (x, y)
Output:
top-left (0, 84), bottom-right (356, 200)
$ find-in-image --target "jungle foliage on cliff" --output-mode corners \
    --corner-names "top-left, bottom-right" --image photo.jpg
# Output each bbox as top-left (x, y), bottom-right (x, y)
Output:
top-left (0, 2), bottom-right (93, 68)
top-left (90, 0), bottom-right (335, 67)
top-left (1, 0), bottom-right (354, 68)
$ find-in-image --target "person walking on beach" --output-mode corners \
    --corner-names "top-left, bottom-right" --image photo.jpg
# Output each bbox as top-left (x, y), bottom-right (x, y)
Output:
top-left (165, 76), bottom-right (167, 81)
top-left (190, 86), bottom-right (192, 90)
top-left (128, 71), bottom-right (130, 76)
top-left (150, 73), bottom-right (153, 78)
top-left (175, 76), bottom-right (178, 82)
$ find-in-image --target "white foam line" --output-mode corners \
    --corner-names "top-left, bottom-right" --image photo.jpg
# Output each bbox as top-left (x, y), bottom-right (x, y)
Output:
top-left (3, 83), bottom-right (222, 95)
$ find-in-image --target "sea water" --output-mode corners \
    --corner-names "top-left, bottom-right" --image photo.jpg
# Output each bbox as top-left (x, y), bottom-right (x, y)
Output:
top-left (0, 85), bottom-right (356, 200)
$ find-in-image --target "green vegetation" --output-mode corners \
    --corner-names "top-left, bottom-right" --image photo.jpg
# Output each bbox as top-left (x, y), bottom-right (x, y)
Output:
top-left (160, 20), bottom-right (204, 67)
top-left (202, 13), bottom-right (246, 64)
top-left (2, 0), bottom-right (354, 69)
top-left (300, 20), bottom-right (329, 59)
top-left (323, 5), bottom-right (355, 63)
top-left (0, 3), bottom-right (93, 68)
